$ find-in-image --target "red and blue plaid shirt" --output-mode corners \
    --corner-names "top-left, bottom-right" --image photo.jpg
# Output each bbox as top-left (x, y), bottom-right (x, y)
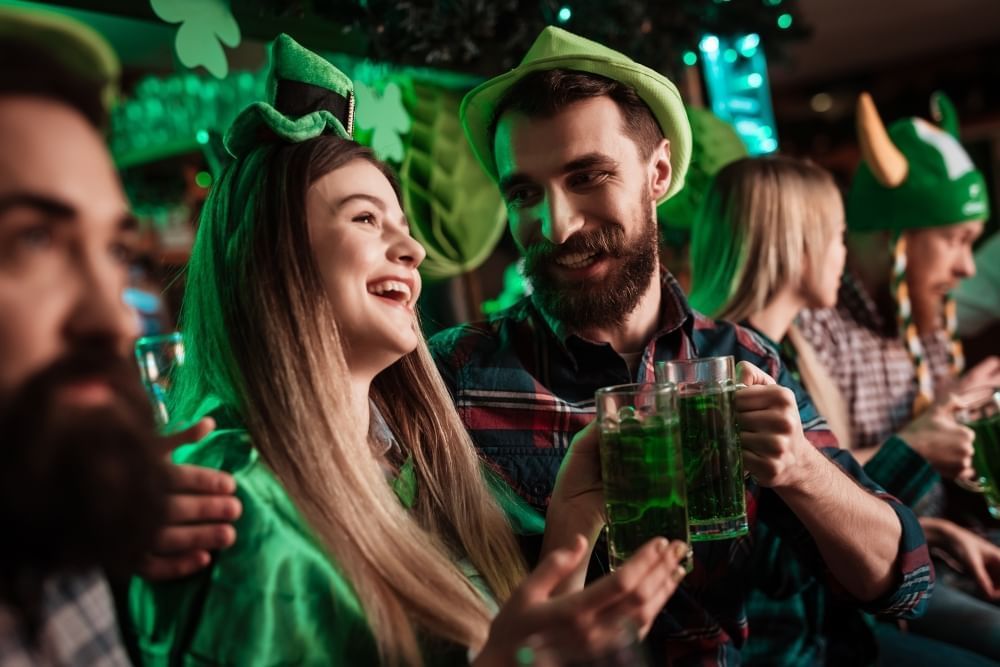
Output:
top-left (430, 272), bottom-right (932, 666)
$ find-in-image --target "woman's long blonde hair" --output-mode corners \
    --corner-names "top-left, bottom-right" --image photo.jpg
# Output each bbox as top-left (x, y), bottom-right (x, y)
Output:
top-left (689, 156), bottom-right (852, 449)
top-left (174, 136), bottom-right (526, 665)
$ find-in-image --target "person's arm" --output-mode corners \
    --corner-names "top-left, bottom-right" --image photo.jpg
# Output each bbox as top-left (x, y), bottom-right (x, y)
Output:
top-left (737, 362), bottom-right (926, 605)
top-left (862, 435), bottom-right (940, 507)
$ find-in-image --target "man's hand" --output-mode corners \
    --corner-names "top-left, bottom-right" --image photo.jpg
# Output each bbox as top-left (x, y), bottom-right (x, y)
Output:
top-left (550, 421), bottom-right (605, 538)
top-left (898, 398), bottom-right (975, 480)
top-left (954, 356), bottom-right (1000, 404)
top-left (139, 418), bottom-right (242, 581)
top-left (923, 518), bottom-right (1000, 600)
top-left (734, 361), bottom-right (817, 489)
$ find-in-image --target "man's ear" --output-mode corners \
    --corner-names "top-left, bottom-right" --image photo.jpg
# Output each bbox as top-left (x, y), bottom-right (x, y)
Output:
top-left (649, 138), bottom-right (672, 202)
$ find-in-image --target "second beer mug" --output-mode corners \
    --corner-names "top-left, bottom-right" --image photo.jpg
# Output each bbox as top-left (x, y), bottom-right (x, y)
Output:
top-left (656, 356), bottom-right (748, 541)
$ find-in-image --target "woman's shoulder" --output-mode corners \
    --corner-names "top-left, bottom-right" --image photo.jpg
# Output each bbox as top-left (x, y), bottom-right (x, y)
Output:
top-left (132, 430), bottom-right (377, 665)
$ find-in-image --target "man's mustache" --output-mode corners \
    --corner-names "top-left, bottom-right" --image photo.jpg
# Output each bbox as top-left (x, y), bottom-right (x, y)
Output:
top-left (523, 225), bottom-right (627, 271)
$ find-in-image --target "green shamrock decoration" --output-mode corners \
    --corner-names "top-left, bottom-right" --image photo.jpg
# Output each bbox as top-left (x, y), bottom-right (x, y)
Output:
top-left (151, 0), bottom-right (241, 79)
top-left (354, 82), bottom-right (411, 163)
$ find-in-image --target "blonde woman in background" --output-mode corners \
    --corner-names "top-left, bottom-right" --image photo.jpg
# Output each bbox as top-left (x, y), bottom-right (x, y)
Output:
top-left (690, 155), bottom-right (1000, 667)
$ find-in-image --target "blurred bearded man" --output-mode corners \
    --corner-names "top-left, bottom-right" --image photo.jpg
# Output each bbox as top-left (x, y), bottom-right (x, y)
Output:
top-left (0, 7), bottom-right (171, 665)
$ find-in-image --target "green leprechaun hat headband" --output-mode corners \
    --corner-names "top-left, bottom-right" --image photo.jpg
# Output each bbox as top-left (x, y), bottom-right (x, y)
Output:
top-left (849, 92), bottom-right (990, 413)
top-left (460, 27), bottom-right (692, 204)
top-left (225, 33), bottom-right (354, 158)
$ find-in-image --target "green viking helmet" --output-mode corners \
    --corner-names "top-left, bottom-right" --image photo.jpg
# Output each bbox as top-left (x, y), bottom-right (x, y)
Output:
top-left (847, 91), bottom-right (989, 233)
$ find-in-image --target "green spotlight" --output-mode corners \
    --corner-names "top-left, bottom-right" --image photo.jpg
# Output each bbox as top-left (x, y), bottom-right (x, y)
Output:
top-left (195, 171), bottom-right (212, 188)
top-left (777, 13), bottom-right (793, 29)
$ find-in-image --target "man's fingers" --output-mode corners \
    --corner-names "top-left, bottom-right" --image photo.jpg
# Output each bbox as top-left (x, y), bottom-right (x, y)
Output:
top-left (152, 524), bottom-right (237, 554)
top-left (167, 463), bottom-right (236, 495)
top-left (165, 494), bottom-right (243, 524)
top-left (736, 361), bottom-right (776, 387)
top-left (162, 417), bottom-right (216, 453)
top-left (138, 551), bottom-right (213, 581)
top-left (737, 409), bottom-right (796, 436)
top-left (733, 386), bottom-right (788, 413)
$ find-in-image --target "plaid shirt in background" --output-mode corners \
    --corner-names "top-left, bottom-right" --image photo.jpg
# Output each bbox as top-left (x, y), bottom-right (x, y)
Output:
top-left (0, 571), bottom-right (130, 667)
top-left (798, 273), bottom-right (954, 450)
top-left (430, 272), bottom-right (933, 667)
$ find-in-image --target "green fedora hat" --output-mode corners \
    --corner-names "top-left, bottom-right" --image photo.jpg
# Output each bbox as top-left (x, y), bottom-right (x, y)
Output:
top-left (225, 33), bottom-right (355, 157)
top-left (460, 26), bottom-right (692, 204)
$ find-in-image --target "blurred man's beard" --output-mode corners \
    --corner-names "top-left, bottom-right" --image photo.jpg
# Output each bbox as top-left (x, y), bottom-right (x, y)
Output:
top-left (0, 346), bottom-right (168, 590)
top-left (524, 196), bottom-right (659, 329)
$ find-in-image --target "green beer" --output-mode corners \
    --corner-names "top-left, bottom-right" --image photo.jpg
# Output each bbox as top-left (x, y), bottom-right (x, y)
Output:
top-left (677, 387), bottom-right (747, 539)
top-left (599, 415), bottom-right (689, 567)
top-left (657, 355), bottom-right (749, 541)
top-left (970, 414), bottom-right (1000, 519)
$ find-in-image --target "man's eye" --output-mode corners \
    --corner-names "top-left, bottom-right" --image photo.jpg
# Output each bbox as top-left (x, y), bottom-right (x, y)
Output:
top-left (506, 188), bottom-right (540, 208)
top-left (569, 171), bottom-right (608, 188)
top-left (14, 224), bottom-right (53, 251)
top-left (109, 241), bottom-right (136, 265)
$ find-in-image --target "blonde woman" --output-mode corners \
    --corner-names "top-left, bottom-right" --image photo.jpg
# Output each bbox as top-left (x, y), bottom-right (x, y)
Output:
top-left (689, 155), bottom-right (1000, 667)
top-left (129, 36), bottom-right (686, 667)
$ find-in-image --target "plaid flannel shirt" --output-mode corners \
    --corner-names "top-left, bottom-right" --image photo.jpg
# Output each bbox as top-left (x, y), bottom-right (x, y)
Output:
top-left (0, 571), bottom-right (130, 667)
top-left (741, 324), bottom-right (938, 667)
top-left (430, 272), bottom-right (933, 667)
top-left (798, 273), bottom-right (954, 450)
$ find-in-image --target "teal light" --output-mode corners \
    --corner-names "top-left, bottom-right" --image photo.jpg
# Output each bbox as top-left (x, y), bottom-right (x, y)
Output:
top-left (723, 49), bottom-right (738, 63)
top-left (740, 33), bottom-right (760, 56)
top-left (777, 13), bottom-right (793, 29)
top-left (557, 6), bottom-right (572, 22)
top-left (699, 35), bottom-right (720, 53)
top-left (196, 129), bottom-right (210, 144)
top-left (682, 50), bottom-right (698, 66)
top-left (764, 0), bottom-right (782, 5)
top-left (195, 171), bottom-right (213, 188)
top-left (747, 73), bottom-right (763, 88)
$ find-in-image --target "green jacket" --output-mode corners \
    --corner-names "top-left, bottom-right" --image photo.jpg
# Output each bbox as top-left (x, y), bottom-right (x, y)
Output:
top-left (130, 429), bottom-right (525, 666)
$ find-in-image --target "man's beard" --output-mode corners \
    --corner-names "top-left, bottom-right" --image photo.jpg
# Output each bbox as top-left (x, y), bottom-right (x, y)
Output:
top-left (0, 343), bottom-right (168, 628)
top-left (523, 196), bottom-right (659, 329)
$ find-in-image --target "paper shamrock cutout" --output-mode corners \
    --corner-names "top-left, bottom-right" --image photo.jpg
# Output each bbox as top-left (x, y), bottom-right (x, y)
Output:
top-left (151, 0), bottom-right (241, 79)
top-left (354, 82), bottom-right (411, 163)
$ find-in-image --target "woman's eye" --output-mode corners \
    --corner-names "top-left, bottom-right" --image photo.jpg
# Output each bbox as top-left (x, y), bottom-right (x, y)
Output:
top-left (352, 212), bottom-right (378, 226)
